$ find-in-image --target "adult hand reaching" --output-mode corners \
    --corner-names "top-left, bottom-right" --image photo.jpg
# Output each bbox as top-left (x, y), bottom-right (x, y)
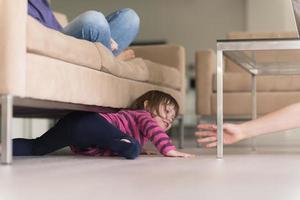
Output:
top-left (195, 123), bottom-right (246, 148)
top-left (195, 103), bottom-right (300, 148)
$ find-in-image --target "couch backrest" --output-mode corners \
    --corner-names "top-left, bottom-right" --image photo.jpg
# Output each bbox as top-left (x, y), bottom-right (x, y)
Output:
top-left (53, 12), bottom-right (68, 27)
top-left (225, 31), bottom-right (300, 73)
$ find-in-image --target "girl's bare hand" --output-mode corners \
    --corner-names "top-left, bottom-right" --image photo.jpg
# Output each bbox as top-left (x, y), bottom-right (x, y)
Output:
top-left (166, 150), bottom-right (195, 158)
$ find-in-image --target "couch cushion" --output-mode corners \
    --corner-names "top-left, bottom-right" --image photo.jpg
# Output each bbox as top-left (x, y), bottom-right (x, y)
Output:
top-left (101, 58), bottom-right (181, 90)
top-left (144, 60), bottom-right (181, 90)
top-left (131, 45), bottom-right (185, 71)
top-left (101, 58), bottom-right (149, 81)
top-left (213, 72), bottom-right (300, 92)
top-left (27, 16), bottom-right (107, 71)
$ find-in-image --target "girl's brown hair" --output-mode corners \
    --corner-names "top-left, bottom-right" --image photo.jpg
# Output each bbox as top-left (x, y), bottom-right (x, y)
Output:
top-left (129, 90), bottom-right (179, 117)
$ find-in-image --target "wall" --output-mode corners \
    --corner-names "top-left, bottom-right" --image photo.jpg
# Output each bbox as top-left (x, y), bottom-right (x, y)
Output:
top-left (246, 0), bottom-right (297, 32)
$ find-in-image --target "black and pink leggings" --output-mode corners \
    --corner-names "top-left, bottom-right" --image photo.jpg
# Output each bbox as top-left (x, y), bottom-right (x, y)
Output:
top-left (13, 112), bottom-right (140, 159)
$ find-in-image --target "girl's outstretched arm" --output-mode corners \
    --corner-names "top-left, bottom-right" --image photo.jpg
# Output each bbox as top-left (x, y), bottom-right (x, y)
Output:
top-left (137, 113), bottom-right (195, 157)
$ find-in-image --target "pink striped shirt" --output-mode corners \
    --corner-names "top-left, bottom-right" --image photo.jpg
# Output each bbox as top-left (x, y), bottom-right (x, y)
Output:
top-left (70, 110), bottom-right (176, 156)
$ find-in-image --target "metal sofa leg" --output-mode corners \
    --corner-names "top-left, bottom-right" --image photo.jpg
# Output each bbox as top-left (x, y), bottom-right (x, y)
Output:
top-left (1, 95), bottom-right (13, 164)
top-left (178, 115), bottom-right (184, 149)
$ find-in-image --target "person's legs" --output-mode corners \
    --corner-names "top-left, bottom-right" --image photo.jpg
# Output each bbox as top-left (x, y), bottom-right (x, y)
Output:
top-left (13, 112), bottom-right (140, 159)
top-left (13, 112), bottom-right (88, 156)
top-left (61, 9), bottom-right (139, 60)
top-left (68, 112), bottom-right (141, 159)
top-left (106, 8), bottom-right (140, 55)
top-left (62, 10), bottom-right (111, 50)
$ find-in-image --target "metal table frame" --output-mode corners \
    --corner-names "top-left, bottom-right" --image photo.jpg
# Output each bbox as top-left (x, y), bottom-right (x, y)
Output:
top-left (216, 38), bottom-right (300, 158)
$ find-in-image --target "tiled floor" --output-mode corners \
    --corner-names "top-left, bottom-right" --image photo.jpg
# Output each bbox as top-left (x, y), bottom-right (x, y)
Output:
top-left (1, 143), bottom-right (300, 200)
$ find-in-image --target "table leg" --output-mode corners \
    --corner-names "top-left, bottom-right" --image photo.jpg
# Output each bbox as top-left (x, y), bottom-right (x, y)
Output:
top-left (251, 74), bottom-right (257, 151)
top-left (177, 115), bottom-right (184, 149)
top-left (217, 50), bottom-right (224, 159)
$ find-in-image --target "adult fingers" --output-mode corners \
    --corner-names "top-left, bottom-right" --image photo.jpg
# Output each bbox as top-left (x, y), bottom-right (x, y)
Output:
top-left (195, 131), bottom-right (216, 137)
top-left (206, 142), bottom-right (217, 148)
top-left (197, 124), bottom-right (217, 130)
top-left (197, 136), bottom-right (217, 143)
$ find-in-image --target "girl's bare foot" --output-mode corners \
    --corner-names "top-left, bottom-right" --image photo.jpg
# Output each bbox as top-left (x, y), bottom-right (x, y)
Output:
top-left (115, 49), bottom-right (135, 61)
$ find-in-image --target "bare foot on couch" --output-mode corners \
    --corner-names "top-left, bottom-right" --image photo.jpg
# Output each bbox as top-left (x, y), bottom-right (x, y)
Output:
top-left (116, 49), bottom-right (135, 61)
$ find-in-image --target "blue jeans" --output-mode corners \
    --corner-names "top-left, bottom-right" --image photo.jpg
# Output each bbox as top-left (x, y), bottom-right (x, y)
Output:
top-left (62, 8), bottom-right (140, 56)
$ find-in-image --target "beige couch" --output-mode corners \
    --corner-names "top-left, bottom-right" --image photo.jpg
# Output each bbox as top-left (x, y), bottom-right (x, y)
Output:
top-left (196, 31), bottom-right (300, 120)
top-left (0, 2), bottom-right (186, 164)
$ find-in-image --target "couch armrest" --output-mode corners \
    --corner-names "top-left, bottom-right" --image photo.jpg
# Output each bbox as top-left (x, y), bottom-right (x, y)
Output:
top-left (130, 44), bottom-right (185, 72)
top-left (0, 1), bottom-right (27, 96)
top-left (195, 49), bottom-right (216, 116)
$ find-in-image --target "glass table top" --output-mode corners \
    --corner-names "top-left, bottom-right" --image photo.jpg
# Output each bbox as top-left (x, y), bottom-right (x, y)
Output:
top-left (217, 38), bottom-right (300, 75)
